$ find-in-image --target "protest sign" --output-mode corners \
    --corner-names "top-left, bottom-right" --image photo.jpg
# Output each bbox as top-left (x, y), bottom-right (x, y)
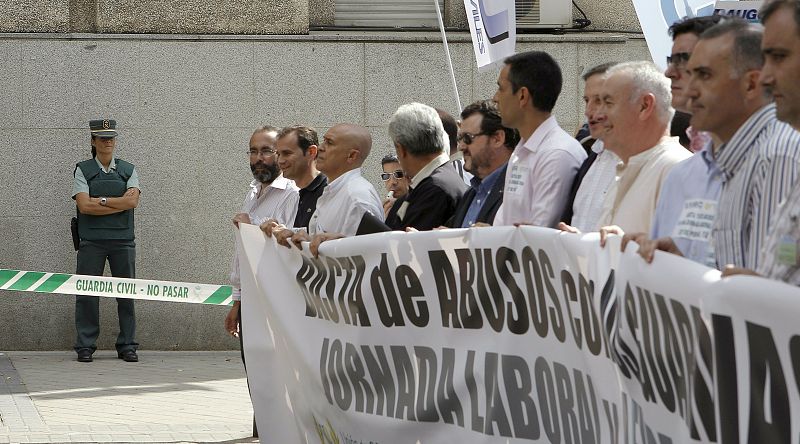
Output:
top-left (463, 0), bottom-right (516, 71)
top-left (238, 224), bottom-right (800, 442)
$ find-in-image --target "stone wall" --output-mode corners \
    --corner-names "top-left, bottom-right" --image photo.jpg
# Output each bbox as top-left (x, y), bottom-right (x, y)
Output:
top-left (1, 0), bottom-right (309, 34)
top-left (0, 32), bottom-right (650, 350)
top-left (0, 0), bottom-right (640, 33)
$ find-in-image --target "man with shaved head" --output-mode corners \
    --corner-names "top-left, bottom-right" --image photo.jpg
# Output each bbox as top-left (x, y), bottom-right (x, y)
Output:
top-left (264, 124), bottom-right (383, 254)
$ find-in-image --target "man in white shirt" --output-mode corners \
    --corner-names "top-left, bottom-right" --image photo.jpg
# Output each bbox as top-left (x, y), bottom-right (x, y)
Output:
top-left (594, 61), bottom-right (691, 234)
top-left (223, 125), bottom-right (299, 438)
top-left (492, 50), bottom-right (587, 227)
top-left (559, 62), bottom-right (620, 232)
top-left (285, 124), bottom-right (383, 255)
top-left (225, 126), bottom-right (299, 336)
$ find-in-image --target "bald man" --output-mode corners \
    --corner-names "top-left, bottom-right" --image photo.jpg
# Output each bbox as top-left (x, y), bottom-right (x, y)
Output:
top-left (268, 124), bottom-right (382, 252)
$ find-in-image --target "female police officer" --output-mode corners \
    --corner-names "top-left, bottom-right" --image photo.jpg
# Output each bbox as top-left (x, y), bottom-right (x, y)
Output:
top-left (72, 119), bottom-right (141, 363)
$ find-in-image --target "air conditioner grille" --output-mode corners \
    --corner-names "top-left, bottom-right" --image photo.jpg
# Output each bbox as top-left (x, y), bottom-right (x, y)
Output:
top-left (516, 0), bottom-right (541, 25)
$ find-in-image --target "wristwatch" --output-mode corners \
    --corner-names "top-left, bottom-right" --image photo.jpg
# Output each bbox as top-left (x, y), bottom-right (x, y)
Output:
top-left (99, 197), bottom-right (107, 206)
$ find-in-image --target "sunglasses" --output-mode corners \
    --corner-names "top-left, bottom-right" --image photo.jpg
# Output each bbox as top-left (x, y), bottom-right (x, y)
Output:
top-left (381, 170), bottom-right (405, 181)
top-left (457, 131), bottom-right (488, 145)
top-left (666, 52), bottom-right (691, 67)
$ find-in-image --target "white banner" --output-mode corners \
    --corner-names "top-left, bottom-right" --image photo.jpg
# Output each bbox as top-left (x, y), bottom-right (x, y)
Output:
top-left (463, 0), bottom-right (516, 72)
top-left (238, 224), bottom-right (800, 442)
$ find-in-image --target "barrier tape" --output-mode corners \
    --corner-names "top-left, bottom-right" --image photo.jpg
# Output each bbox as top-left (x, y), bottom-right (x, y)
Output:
top-left (0, 269), bottom-right (233, 306)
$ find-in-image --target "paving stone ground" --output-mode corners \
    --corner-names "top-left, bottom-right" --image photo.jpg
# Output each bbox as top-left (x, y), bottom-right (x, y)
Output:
top-left (0, 351), bottom-right (258, 443)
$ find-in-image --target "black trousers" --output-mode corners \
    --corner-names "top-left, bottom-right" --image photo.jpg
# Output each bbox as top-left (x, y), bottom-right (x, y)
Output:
top-left (237, 305), bottom-right (258, 437)
top-left (74, 239), bottom-right (138, 353)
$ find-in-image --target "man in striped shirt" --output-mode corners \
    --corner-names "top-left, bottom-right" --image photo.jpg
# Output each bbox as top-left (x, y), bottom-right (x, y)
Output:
top-left (723, 0), bottom-right (800, 284)
top-left (636, 20), bottom-right (776, 267)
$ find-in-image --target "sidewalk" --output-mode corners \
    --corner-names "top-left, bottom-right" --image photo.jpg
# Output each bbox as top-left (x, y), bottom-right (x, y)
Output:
top-left (0, 351), bottom-right (258, 443)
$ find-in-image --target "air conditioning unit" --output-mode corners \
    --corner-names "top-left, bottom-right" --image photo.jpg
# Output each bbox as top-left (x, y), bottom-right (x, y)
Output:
top-left (516, 0), bottom-right (572, 29)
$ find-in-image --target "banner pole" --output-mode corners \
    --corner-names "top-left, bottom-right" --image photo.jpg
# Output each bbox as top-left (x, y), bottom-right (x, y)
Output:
top-left (434, 0), bottom-right (463, 112)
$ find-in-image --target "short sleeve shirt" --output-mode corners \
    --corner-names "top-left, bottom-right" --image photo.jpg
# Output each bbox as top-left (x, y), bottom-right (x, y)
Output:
top-left (72, 157), bottom-right (140, 198)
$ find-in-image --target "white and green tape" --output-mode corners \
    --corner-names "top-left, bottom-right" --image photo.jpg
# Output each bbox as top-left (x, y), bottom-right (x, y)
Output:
top-left (0, 268), bottom-right (233, 305)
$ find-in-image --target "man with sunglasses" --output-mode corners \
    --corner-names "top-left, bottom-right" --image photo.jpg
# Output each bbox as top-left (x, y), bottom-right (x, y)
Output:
top-left (385, 103), bottom-right (467, 231)
top-left (448, 100), bottom-right (518, 227)
top-left (72, 119), bottom-right (141, 363)
top-left (379, 153), bottom-right (409, 218)
top-left (665, 16), bottom-right (722, 141)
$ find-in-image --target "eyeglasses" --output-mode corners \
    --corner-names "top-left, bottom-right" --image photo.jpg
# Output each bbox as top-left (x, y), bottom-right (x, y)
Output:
top-left (457, 132), bottom-right (488, 145)
top-left (380, 170), bottom-right (405, 181)
top-left (247, 148), bottom-right (277, 158)
top-left (666, 52), bottom-right (691, 68)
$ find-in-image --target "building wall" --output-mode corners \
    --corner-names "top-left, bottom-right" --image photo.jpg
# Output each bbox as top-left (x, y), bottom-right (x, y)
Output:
top-left (0, 32), bottom-right (650, 350)
top-left (1, 0), bottom-right (641, 33)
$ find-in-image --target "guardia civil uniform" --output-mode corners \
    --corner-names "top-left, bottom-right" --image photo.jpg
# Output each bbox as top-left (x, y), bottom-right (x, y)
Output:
top-left (72, 119), bottom-right (140, 362)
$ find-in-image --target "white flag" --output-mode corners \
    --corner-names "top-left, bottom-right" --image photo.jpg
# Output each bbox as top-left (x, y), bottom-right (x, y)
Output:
top-left (631, 0), bottom-right (716, 70)
top-left (463, 0), bottom-right (516, 72)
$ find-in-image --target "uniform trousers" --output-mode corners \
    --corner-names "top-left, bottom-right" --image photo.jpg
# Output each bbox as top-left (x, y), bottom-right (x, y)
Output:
top-left (74, 239), bottom-right (138, 353)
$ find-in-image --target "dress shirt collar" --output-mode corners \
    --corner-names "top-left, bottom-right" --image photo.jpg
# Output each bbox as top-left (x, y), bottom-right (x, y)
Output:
top-left (323, 168), bottom-right (362, 196)
top-left (95, 156), bottom-right (116, 173)
top-left (250, 174), bottom-right (293, 193)
top-left (591, 139), bottom-right (605, 154)
top-left (410, 153), bottom-right (450, 189)
top-left (698, 143), bottom-right (718, 172)
top-left (621, 136), bottom-right (672, 167)
top-left (520, 115), bottom-right (559, 154)
top-left (449, 151), bottom-right (464, 162)
top-left (716, 104), bottom-right (776, 179)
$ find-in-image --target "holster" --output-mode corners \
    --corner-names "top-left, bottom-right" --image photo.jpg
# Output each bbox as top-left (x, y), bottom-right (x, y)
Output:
top-left (71, 217), bottom-right (80, 251)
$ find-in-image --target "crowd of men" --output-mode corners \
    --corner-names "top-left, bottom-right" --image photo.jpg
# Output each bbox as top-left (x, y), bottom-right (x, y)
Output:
top-left (213, 1), bottom-right (800, 436)
top-left (224, 0), bottom-right (800, 338)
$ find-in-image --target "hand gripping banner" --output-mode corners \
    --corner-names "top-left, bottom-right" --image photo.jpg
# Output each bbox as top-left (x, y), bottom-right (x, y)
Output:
top-left (0, 268), bottom-right (233, 305)
top-left (236, 224), bottom-right (800, 443)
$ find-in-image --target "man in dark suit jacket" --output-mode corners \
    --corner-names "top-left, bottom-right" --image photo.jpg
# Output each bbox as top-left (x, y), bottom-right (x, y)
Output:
top-left (385, 103), bottom-right (467, 231)
top-left (448, 100), bottom-right (519, 227)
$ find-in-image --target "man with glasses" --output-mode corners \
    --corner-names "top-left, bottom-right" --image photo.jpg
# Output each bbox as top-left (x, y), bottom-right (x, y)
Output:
top-left (665, 15), bottom-right (722, 150)
top-left (224, 125), bottom-right (298, 343)
top-left (448, 100), bottom-right (518, 227)
top-left (379, 153), bottom-right (409, 218)
top-left (385, 103), bottom-right (467, 231)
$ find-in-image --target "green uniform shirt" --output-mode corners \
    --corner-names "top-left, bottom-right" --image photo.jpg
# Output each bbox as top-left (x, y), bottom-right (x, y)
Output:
top-left (72, 157), bottom-right (140, 198)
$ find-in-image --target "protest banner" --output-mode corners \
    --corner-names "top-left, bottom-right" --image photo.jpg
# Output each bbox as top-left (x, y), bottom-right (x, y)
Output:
top-left (463, 0), bottom-right (516, 72)
top-left (237, 223), bottom-right (800, 443)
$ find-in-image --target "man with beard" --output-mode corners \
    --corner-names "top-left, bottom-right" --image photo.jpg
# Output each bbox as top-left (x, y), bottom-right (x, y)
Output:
top-left (224, 126), bottom-right (298, 438)
top-left (448, 100), bottom-right (518, 227)
top-left (224, 125), bottom-right (298, 349)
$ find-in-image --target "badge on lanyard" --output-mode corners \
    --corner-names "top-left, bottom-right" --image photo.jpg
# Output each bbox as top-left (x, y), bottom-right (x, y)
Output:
top-left (777, 235), bottom-right (800, 267)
